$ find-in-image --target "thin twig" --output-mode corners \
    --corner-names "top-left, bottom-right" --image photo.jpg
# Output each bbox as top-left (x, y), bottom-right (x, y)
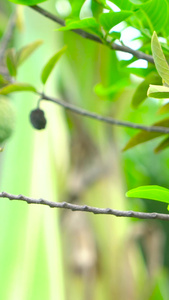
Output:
top-left (40, 92), bottom-right (169, 134)
top-left (30, 5), bottom-right (154, 64)
top-left (0, 191), bottom-right (169, 221)
top-left (0, 12), bottom-right (16, 63)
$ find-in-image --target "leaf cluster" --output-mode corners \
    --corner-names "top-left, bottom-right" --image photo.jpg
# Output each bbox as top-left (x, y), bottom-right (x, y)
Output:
top-left (0, 41), bottom-right (67, 93)
top-left (3, 0), bottom-right (169, 209)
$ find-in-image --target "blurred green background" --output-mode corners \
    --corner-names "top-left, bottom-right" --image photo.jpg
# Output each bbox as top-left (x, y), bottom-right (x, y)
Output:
top-left (1, 0), bottom-right (169, 299)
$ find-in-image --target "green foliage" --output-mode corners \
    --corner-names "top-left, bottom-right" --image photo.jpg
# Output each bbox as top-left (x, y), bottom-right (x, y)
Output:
top-left (0, 75), bottom-right (9, 88)
top-left (126, 67), bottom-right (153, 78)
top-left (68, 0), bottom-right (85, 18)
top-left (0, 83), bottom-right (37, 95)
top-left (132, 72), bottom-right (161, 107)
top-left (6, 49), bottom-right (17, 77)
top-left (126, 185), bottom-right (169, 206)
top-left (99, 0), bottom-right (169, 35)
top-left (154, 136), bottom-right (169, 153)
top-left (123, 118), bottom-right (169, 151)
top-left (147, 85), bottom-right (169, 99)
top-left (16, 40), bottom-right (43, 66)
top-left (8, 0), bottom-right (47, 5)
top-left (92, 0), bottom-right (109, 10)
top-left (99, 11), bottom-right (133, 32)
top-left (41, 45), bottom-right (67, 85)
top-left (139, 0), bottom-right (168, 32)
top-left (94, 78), bottom-right (129, 97)
top-left (5, 40), bottom-right (43, 78)
top-left (108, 31), bottom-right (121, 41)
top-left (56, 17), bottom-right (103, 37)
top-left (57, 18), bottom-right (99, 31)
top-left (109, 0), bottom-right (134, 10)
top-left (53, 0), bottom-right (169, 42)
top-left (158, 102), bottom-right (169, 114)
top-left (151, 31), bottom-right (169, 85)
top-left (0, 97), bottom-right (15, 143)
top-left (123, 31), bottom-right (169, 152)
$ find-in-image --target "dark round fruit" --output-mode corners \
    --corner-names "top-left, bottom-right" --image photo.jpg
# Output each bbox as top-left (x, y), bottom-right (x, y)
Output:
top-left (30, 108), bottom-right (47, 130)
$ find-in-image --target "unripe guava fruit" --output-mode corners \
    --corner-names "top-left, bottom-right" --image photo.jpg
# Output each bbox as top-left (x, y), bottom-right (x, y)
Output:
top-left (0, 97), bottom-right (15, 143)
top-left (30, 108), bottom-right (46, 130)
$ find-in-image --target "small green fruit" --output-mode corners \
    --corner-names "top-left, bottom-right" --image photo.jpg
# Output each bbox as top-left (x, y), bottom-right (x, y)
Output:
top-left (30, 108), bottom-right (47, 130)
top-left (0, 97), bottom-right (15, 143)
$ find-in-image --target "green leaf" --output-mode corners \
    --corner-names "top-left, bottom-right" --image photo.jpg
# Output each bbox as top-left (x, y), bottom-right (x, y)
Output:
top-left (0, 98), bottom-right (15, 143)
top-left (127, 0), bottom-right (168, 33)
top-left (154, 136), bottom-right (169, 153)
top-left (0, 75), bottom-right (9, 88)
top-left (5, 49), bottom-right (17, 77)
top-left (123, 118), bottom-right (169, 151)
top-left (140, 0), bottom-right (168, 32)
top-left (0, 83), bottom-right (37, 95)
top-left (93, 0), bottom-right (110, 9)
top-left (126, 67), bottom-right (154, 78)
top-left (94, 78), bottom-right (129, 97)
top-left (8, 0), bottom-right (47, 5)
top-left (16, 40), bottom-right (43, 66)
top-left (41, 45), bottom-right (67, 85)
top-left (147, 84), bottom-right (169, 99)
top-left (109, 31), bottom-right (121, 41)
top-left (109, 0), bottom-right (134, 10)
top-left (68, 0), bottom-right (85, 18)
top-left (158, 102), bottom-right (169, 114)
top-left (151, 31), bottom-right (169, 85)
top-left (56, 18), bottom-right (99, 31)
top-left (126, 185), bottom-right (169, 205)
top-left (99, 11), bottom-right (133, 32)
top-left (132, 72), bottom-right (161, 107)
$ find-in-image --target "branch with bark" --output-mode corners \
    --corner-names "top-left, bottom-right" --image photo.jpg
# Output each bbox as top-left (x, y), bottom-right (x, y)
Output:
top-left (0, 191), bottom-right (169, 221)
top-left (30, 5), bottom-right (154, 64)
top-left (40, 92), bottom-right (169, 134)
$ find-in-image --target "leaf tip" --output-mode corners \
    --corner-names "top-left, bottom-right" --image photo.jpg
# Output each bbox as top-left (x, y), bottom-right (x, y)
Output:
top-left (152, 31), bottom-right (157, 42)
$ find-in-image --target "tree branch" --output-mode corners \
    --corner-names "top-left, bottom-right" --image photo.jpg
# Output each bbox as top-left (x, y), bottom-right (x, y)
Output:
top-left (30, 5), bottom-right (154, 64)
top-left (0, 191), bottom-right (169, 221)
top-left (40, 92), bottom-right (169, 134)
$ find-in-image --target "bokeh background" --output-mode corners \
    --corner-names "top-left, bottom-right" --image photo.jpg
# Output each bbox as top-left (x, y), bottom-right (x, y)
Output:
top-left (0, 0), bottom-right (169, 299)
